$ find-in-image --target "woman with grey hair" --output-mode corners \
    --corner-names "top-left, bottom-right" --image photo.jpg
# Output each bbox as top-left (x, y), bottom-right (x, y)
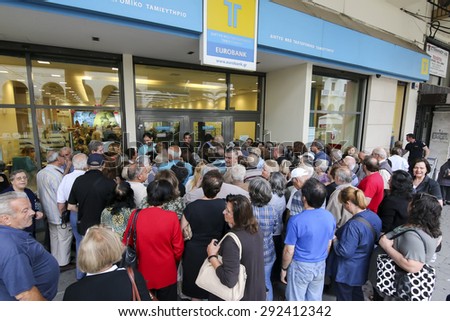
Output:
top-left (249, 177), bottom-right (280, 301)
top-left (0, 169), bottom-right (44, 238)
top-left (63, 225), bottom-right (150, 301)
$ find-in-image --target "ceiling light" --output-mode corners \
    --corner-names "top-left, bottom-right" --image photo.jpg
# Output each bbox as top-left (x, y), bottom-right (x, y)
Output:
top-left (112, 67), bottom-right (118, 71)
top-left (37, 60), bottom-right (50, 64)
top-left (81, 76), bottom-right (92, 80)
top-left (218, 78), bottom-right (226, 81)
top-left (0, 70), bottom-right (8, 74)
top-left (51, 74), bottom-right (61, 78)
top-left (16, 79), bottom-right (25, 82)
top-left (59, 81), bottom-right (67, 85)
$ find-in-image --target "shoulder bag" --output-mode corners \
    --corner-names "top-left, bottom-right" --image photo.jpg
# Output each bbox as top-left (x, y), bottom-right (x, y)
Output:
top-left (121, 209), bottom-right (141, 268)
top-left (127, 267), bottom-right (141, 301)
top-left (376, 229), bottom-right (436, 301)
top-left (195, 232), bottom-right (247, 301)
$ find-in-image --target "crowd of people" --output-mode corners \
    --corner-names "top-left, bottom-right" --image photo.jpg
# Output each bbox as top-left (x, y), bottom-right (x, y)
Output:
top-left (0, 131), bottom-right (446, 301)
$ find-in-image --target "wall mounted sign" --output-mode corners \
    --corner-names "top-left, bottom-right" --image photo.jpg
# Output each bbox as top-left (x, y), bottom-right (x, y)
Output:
top-left (201, 0), bottom-right (258, 71)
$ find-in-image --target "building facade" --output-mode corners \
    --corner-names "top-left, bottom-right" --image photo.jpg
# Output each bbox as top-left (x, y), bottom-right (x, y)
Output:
top-left (0, 0), bottom-right (435, 186)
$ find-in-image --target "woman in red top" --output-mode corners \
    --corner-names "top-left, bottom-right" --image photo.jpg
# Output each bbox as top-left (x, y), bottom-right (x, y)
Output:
top-left (123, 180), bottom-right (184, 301)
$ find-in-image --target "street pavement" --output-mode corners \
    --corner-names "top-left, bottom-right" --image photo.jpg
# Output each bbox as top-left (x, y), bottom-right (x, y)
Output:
top-left (54, 204), bottom-right (450, 301)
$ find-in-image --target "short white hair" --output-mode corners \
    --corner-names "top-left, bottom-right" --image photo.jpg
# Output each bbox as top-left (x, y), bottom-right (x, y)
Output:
top-left (230, 164), bottom-right (246, 182)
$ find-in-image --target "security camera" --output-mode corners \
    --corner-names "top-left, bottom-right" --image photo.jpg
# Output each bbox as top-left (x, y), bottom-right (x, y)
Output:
top-left (376, 74), bottom-right (381, 78)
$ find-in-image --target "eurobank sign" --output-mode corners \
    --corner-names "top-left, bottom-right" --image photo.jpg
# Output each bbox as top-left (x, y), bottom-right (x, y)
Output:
top-left (200, 0), bottom-right (259, 71)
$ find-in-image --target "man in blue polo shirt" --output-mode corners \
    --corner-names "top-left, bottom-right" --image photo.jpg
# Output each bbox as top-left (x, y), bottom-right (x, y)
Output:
top-left (0, 191), bottom-right (59, 300)
top-left (281, 178), bottom-right (336, 301)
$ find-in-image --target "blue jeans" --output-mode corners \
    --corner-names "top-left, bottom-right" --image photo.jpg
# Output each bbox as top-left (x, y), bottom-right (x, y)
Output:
top-left (264, 256), bottom-right (275, 301)
top-left (286, 260), bottom-right (325, 301)
top-left (70, 211), bottom-right (85, 280)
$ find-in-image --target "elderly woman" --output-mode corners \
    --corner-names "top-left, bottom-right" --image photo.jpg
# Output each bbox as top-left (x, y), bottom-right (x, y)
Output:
top-left (1, 170), bottom-right (44, 238)
top-left (180, 170), bottom-right (227, 300)
top-left (123, 180), bottom-right (184, 301)
top-left (206, 194), bottom-right (265, 300)
top-left (378, 193), bottom-right (442, 300)
top-left (63, 225), bottom-right (150, 301)
top-left (411, 158), bottom-right (443, 206)
top-left (248, 177), bottom-right (280, 301)
top-left (261, 159), bottom-right (279, 180)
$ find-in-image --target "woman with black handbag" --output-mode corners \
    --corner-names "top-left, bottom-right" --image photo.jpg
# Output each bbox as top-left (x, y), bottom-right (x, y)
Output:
top-left (377, 193), bottom-right (442, 301)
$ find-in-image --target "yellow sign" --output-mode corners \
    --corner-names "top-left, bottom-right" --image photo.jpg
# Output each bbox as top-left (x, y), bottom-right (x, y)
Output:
top-left (421, 58), bottom-right (430, 75)
top-left (207, 0), bottom-right (257, 37)
top-left (201, 0), bottom-right (258, 71)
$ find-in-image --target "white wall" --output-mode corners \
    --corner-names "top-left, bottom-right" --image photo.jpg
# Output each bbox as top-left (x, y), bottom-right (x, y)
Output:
top-left (312, 0), bottom-right (428, 48)
top-left (362, 76), bottom-right (398, 152)
top-left (264, 63), bottom-right (312, 143)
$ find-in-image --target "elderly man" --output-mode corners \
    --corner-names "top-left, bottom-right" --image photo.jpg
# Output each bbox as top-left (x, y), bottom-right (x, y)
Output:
top-left (56, 153), bottom-right (88, 280)
top-left (158, 145), bottom-right (193, 183)
top-left (223, 147), bottom-right (239, 183)
top-left (388, 147), bottom-right (409, 172)
top-left (326, 166), bottom-right (354, 228)
top-left (310, 141), bottom-right (331, 163)
top-left (286, 166), bottom-right (314, 216)
top-left (281, 178), bottom-right (336, 301)
top-left (358, 156), bottom-right (384, 213)
top-left (125, 163), bottom-right (149, 205)
top-left (68, 154), bottom-right (116, 236)
top-left (59, 146), bottom-right (74, 175)
top-left (343, 155), bottom-right (359, 186)
top-left (37, 150), bottom-right (72, 269)
top-left (372, 147), bottom-right (392, 191)
top-left (0, 191), bottom-right (59, 300)
top-left (229, 164), bottom-right (249, 191)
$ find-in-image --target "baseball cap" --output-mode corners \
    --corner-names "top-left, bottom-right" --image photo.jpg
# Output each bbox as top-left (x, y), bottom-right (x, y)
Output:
top-left (87, 154), bottom-right (104, 166)
top-left (288, 167), bottom-right (310, 182)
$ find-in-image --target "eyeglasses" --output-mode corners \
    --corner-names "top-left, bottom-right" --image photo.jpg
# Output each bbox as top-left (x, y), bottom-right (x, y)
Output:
top-left (14, 176), bottom-right (28, 181)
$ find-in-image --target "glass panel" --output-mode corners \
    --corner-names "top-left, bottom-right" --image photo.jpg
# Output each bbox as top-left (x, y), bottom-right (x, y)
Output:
top-left (135, 65), bottom-right (227, 110)
top-left (141, 121), bottom-right (180, 145)
top-left (36, 108), bottom-right (122, 156)
top-left (193, 121), bottom-right (223, 142)
top-left (310, 74), bottom-right (362, 148)
top-left (0, 108), bottom-right (37, 190)
top-left (32, 60), bottom-right (120, 107)
top-left (234, 121), bottom-right (256, 142)
top-left (0, 55), bottom-right (29, 105)
top-left (230, 74), bottom-right (258, 111)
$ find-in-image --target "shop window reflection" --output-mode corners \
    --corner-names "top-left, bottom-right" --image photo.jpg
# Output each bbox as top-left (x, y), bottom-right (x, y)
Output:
top-left (0, 55), bottom-right (29, 105)
top-left (32, 60), bottom-right (120, 107)
top-left (310, 73), bottom-right (364, 148)
top-left (0, 108), bottom-right (37, 189)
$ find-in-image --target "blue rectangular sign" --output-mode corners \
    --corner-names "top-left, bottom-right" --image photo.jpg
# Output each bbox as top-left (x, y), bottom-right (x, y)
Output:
top-left (258, 0), bottom-right (429, 81)
top-left (42, 0), bottom-right (202, 32)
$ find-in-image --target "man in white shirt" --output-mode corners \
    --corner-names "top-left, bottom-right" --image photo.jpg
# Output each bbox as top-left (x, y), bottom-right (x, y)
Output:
top-left (388, 147), bottom-right (409, 172)
top-left (125, 164), bottom-right (149, 206)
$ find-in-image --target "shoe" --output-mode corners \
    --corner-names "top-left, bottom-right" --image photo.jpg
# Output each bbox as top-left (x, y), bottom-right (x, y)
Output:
top-left (60, 263), bottom-right (76, 272)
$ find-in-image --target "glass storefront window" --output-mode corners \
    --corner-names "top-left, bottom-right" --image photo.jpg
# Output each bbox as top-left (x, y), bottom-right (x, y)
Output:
top-left (0, 107), bottom-right (37, 189)
top-left (0, 55), bottom-right (29, 105)
top-left (309, 72), bottom-right (365, 148)
top-left (36, 108), bottom-right (122, 155)
top-left (193, 121), bottom-right (223, 142)
top-left (32, 60), bottom-right (120, 107)
top-left (230, 74), bottom-right (258, 111)
top-left (135, 65), bottom-right (227, 110)
top-left (141, 120), bottom-right (180, 144)
top-left (234, 121), bottom-right (256, 141)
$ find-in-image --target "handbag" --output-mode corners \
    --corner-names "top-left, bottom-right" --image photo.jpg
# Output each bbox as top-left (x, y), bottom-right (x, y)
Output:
top-left (195, 232), bottom-right (247, 301)
top-left (121, 209), bottom-right (141, 268)
top-left (376, 229), bottom-right (436, 301)
top-left (182, 223), bottom-right (192, 241)
top-left (126, 267), bottom-right (141, 301)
